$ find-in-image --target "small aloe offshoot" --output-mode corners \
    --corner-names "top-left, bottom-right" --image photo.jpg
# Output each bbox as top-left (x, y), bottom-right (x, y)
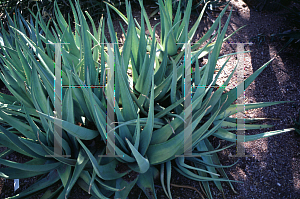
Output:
top-left (0, 0), bottom-right (294, 198)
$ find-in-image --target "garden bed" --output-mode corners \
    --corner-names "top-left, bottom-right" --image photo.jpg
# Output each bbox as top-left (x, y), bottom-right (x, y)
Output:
top-left (1, 0), bottom-right (300, 198)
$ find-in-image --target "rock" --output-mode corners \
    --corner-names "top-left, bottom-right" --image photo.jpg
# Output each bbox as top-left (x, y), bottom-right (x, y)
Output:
top-left (277, 183), bottom-right (281, 186)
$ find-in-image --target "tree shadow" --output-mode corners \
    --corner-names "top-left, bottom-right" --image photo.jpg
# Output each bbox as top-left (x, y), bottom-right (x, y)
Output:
top-left (212, 1), bottom-right (300, 198)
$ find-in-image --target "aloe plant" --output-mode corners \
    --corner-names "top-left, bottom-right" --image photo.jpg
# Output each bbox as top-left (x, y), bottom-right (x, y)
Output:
top-left (271, 0), bottom-right (300, 49)
top-left (0, 0), bottom-right (294, 198)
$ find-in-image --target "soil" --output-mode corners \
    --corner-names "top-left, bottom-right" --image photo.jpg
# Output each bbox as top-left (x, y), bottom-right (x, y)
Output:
top-left (1, 0), bottom-right (300, 198)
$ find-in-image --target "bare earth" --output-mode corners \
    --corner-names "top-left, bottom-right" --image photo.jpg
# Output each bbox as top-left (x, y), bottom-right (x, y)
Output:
top-left (1, 0), bottom-right (300, 198)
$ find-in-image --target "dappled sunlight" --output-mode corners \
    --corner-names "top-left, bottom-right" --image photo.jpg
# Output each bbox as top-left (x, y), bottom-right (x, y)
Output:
top-left (268, 45), bottom-right (291, 96)
top-left (244, 137), bottom-right (269, 162)
top-left (230, 0), bottom-right (251, 20)
top-left (292, 158), bottom-right (300, 190)
top-left (230, 167), bottom-right (248, 180)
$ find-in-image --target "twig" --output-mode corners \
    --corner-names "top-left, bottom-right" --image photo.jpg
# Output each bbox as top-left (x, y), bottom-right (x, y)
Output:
top-left (170, 183), bottom-right (205, 199)
top-left (191, 161), bottom-right (208, 198)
